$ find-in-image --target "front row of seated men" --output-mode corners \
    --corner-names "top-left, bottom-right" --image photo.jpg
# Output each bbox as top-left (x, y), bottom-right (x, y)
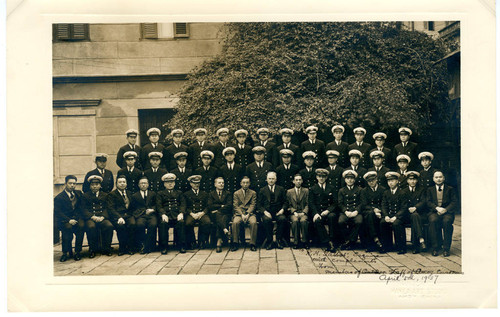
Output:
top-left (55, 167), bottom-right (457, 262)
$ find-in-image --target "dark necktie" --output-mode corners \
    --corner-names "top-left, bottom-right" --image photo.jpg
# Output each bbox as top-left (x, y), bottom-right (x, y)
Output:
top-left (70, 192), bottom-right (75, 199)
top-left (218, 191), bottom-right (222, 199)
top-left (438, 186), bottom-right (442, 192)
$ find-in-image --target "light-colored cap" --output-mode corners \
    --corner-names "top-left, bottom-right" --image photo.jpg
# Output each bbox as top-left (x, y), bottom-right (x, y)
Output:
top-left (216, 128), bottom-right (229, 136)
top-left (257, 128), bottom-right (270, 134)
top-left (418, 152), bottom-right (434, 160)
top-left (171, 129), bottom-right (184, 137)
top-left (125, 129), bottom-right (139, 136)
top-left (187, 175), bottom-right (202, 183)
top-left (370, 150), bottom-right (385, 158)
top-left (396, 154), bottom-right (411, 163)
top-left (279, 128), bottom-right (294, 135)
top-left (373, 132), bottom-right (387, 139)
top-left (385, 171), bottom-right (401, 180)
top-left (252, 146), bottom-right (266, 153)
top-left (279, 149), bottom-right (294, 156)
top-left (193, 128), bottom-right (207, 135)
top-left (200, 150), bottom-right (214, 159)
top-left (148, 151), bottom-right (163, 159)
top-left (302, 151), bottom-right (317, 159)
top-left (222, 147), bottom-right (236, 156)
top-left (174, 151), bottom-right (188, 159)
top-left (363, 171), bottom-right (378, 181)
top-left (348, 149), bottom-right (363, 157)
top-left (161, 173), bottom-right (177, 182)
top-left (326, 150), bottom-right (340, 157)
top-left (87, 175), bottom-right (103, 183)
top-left (123, 151), bottom-right (138, 159)
top-left (342, 170), bottom-right (358, 178)
top-left (147, 127), bottom-right (161, 136)
top-left (305, 125), bottom-right (318, 134)
top-left (353, 127), bottom-right (366, 134)
top-left (398, 127), bottom-right (412, 135)
top-left (234, 129), bottom-right (248, 137)
top-left (95, 153), bottom-right (108, 161)
top-left (331, 125), bottom-right (345, 133)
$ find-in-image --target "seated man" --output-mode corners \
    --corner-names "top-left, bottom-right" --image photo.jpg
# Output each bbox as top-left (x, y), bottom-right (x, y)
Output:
top-left (285, 174), bottom-right (310, 249)
top-left (81, 175), bottom-right (114, 258)
top-left (156, 173), bottom-right (187, 254)
top-left (380, 172), bottom-right (408, 254)
top-left (401, 171), bottom-right (427, 254)
top-left (107, 175), bottom-right (135, 255)
top-left (83, 153), bottom-right (114, 193)
top-left (184, 175), bottom-right (211, 249)
top-left (130, 177), bottom-right (158, 254)
top-left (360, 171), bottom-right (385, 252)
top-left (232, 176), bottom-right (258, 251)
top-left (207, 177), bottom-right (233, 252)
top-left (54, 175), bottom-right (85, 262)
top-left (258, 171), bottom-right (288, 250)
top-left (426, 170), bottom-right (458, 257)
top-left (338, 170), bottom-right (364, 250)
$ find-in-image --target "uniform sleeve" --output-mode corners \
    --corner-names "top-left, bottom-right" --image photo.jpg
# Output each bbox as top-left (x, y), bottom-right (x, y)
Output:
top-left (116, 148), bottom-right (124, 169)
top-left (338, 189), bottom-right (347, 213)
top-left (395, 193), bottom-right (408, 219)
top-left (381, 192), bottom-right (389, 218)
top-left (156, 192), bottom-right (166, 216)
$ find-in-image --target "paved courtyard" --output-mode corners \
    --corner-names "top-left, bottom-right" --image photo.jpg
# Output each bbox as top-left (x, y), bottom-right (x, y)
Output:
top-left (54, 215), bottom-right (461, 276)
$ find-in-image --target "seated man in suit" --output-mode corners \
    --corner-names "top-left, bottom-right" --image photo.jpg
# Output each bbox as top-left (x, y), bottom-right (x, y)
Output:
top-left (338, 170), bottom-right (364, 250)
top-left (116, 129), bottom-right (142, 170)
top-left (143, 151), bottom-right (168, 193)
top-left (275, 149), bottom-right (300, 191)
top-left (117, 151), bottom-right (143, 194)
top-left (54, 175), bottom-right (85, 262)
top-left (258, 171), bottom-right (288, 250)
top-left (232, 177), bottom-right (258, 251)
top-left (129, 177), bottom-right (157, 254)
top-left (184, 175), bottom-right (211, 249)
top-left (81, 175), bottom-right (114, 258)
top-left (418, 152), bottom-right (437, 188)
top-left (171, 152), bottom-right (192, 193)
top-left (107, 175), bottom-right (135, 255)
top-left (83, 153), bottom-right (114, 193)
top-left (156, 173), bottom-right (187, 254)
top-left (359, 171), bottom-right (385, 252)
top-left (402, 171), bottom-right (428, 254)
top-left (285, 174), bottom-right (310, 249)
top-left (326, 125), bottom-right (349, 168)
top-left (426, 170), bottom-right (458, 257)
top-left (234, 129), bottom-right (253, 168)
top-left (208, 177), bottom-right (233, 252)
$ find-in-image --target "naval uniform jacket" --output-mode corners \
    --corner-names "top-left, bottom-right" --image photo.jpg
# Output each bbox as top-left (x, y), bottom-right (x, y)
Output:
top-left (156, 189), bottom-right (186, 219)
top-left (348, 141), bottom-right (372, 168)
top-left (83, 168), bottom-right (114, 193)
top-left (245, 161), bottom-right (274, 192)
top-left (360, 185), bottom-right (386, 215)
top-left (276, 143), bottom-right (300, 166)
top-left (299, 167), bottom-right (317, 189)
top-left (401, 186), bottom-right (426, 214)
top-left (325, 140), bottom-right (349, 167)
top-left (345, 165), bottom-right (367, 188)
top-left (183, 189), bottom-right (209, 215)
top-left (117, 167), bottom-right (143, 194)
top-left (194, 166), bottom-right (220, 193)
top-left (368, 166), bottom-right (390, 187)
top-left (106, 189), bottom-right (132, 221)
top-left (325, 164), bottom-right (344, 197)
top-left (381, 187), bottom-right (407, 219)
top-left (300, 139), bottom-right (326, 166)
top-left (275, 163), bottom-right (300, 190)
top-left (81, 191), bottom-right (110, 221)
top-left (338, 185), bottom-right (363, 213)
top-left (116, 144), bottom-right (142, 169)
top-left (141, 143), bottom-right (166, 169)
top-left (418, 166), bottom-right (437, 189)
top-left (171, 167), bottom-right (192, 193)
top-left (234, 143), bottom-right (253, 168)
top-left (308, 183), bottom-right (337, 216)
top-left (211, 141), bottom-right (236, 169)
top-left (393, 142), bottom-right (419, 168)
top-left (54, 189), bottom-right (84, 225)
top-left (219, 162), bottom-right (244, 194)
top-left (188, 141), bottom-right (211, 169)
top-left (369, 146), bottom-right (392, 167)
top-left (164, 143), bottom-right (189, 171)
top-left (258, 140), bottom-right (278, 167)
top-left (143, 167), bottom-right (168, 192)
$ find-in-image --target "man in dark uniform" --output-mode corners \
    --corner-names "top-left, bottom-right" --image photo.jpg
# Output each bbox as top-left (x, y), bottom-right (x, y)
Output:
top-left (107, 175), bottom-right (135, 255)
top-left (256, 128), bottom-right (278, 166)
top-left (82, 153), bottom-right (114, 193)
top-left (392, 127), bottom-right (419, 170)
top-left (164, 129), bottom-right (189, 170)
top-left (219, 147), bottom-right (244, 194)
top-left (194, 150), bottom-right (219, 193)
top-left (338, 170), bottom-right (364, 250)
top-left (156, 173), bottom-right (187, 254)
top-left (300, 125), bottom-right (326, 167)
top-left (257, 171), bottom-right (288, 250)
top-left (275, 149), bottom-right (300, 190)
top-left (309, 169), bottom-right (339, 251)
top-left (345, 149), bottom-right (367, 188)
top-left (370, 132), bottom-right (392, 168)
top-left (211, 128), bottom-right (233, 169)
top-left (276, 128), bottom-right (299, 167)
top-left (116, 129), bottom-right (142, 170)
top-left (367, 150), bottom-right (390, 187)
top-left (418, 152), bottom-right (437, 188)
top-left (284, 174), bottom-right (310, 249)
top-left (396, 154), bottom-right (411, 190)
top-left (184, 175), bottom-right (211, 249)
top-left (141, 127), bottom-right (166, 169)
top-left (380, 171), bottom-right (408, 254)
top-left (348, 127), bottom-right (371, 169)
top-left (326, 125), bottom-right (349, 168)
top-left (231, 177), bottom-right (258, 251)
top-left (207, 177), bottom-right (233, 252)
top-left (54, 175), bottom-right (85, 262)
top-left (324, 150), bottom-right (344, 198)
top-left (245, 146), bottom-right (274, 192)
top-left (117, 151), bottom-right (143, 194)
top-left (426, 170), bottom-right (458, 257)
top-left (81, 175), bottom-right (114, 258)
top-left (299, 151), bottom-right (317, 189)
top-left (401, 171), bottom-right (427, 254)
top-left (359, 171), bottom-right (384, 252)
top-left (188, 128), bottom-right (210, 169)
top-left (234, 129), bottom-right (253, 168)
top-left (143, 151), bottom-right (168, 192)
top-left (129, 177), bottom-right (157, 254)
top-left (171, 152), bottom-right (192, 193)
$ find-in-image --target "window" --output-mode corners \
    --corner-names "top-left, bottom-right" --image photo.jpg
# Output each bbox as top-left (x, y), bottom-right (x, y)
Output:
top-left (141, 23), bottom-right (189, 39)
top-left (53, 24), bottom-right (90, 41)
top-left (428, 21), bottom-right (435, 31)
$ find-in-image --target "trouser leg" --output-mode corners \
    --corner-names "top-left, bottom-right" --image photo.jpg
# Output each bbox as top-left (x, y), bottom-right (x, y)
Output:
top-left (428, 213), bottom-right (440, 251)
top-left (232, 216), bottom-right (242, 244)
top-left (248, 215), bottom-right (258, 246)
top-left (393, 219), bottom-right (406, 251)
top-left (85, 220), bottom-right (98, 251)
top-left (73, 221), bottom-right (85, 253)
top-left (276, 214), bottom-right (287, 241)
top-left (262, 215), bottom-right (273, 243)
top-left (442, 213), bottom-right (455, 251)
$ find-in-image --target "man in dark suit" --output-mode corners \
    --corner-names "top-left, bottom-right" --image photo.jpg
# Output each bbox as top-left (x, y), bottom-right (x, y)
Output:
top-left (418, 152), bottom-right (437, 188)
top-left (107, 175), bottom-right (135, 255)
top-left (299, 151), bottom-right (317, 189)
top-left (234, 129), bottom-right (253, 168)
top-left (116, 129), bottom-right (142, 170)
top-left (326, 125), bottom-right (349, 167)
top-left (54, 175), bottom-right (85, 262)
top-left (275, 149), bottom-right (300, 190)
top-left (396, 154), bottom-right (411, 190)
top-left (338, 170), bottom-right (364, 250)
top-left (309, 169), bottom-right (339, 251)
top-left (426, 170), bottom-right (458, 257)
top-left (219, 147), bottom-right (244, 194)
top-left (345, 149), bottom-right (367, 188)
top-left (211, 128), bottom-right (234, 169)
top-left (171, 152), bottom-right (192, 193)
top-left (276, 128), bottom-right (300, 167)
top-left (117, 151), bottom-right (143, 194)
top-left (359, 171), bottom-right (385, 252)
top-left (324, 150), bottom-right (344, 198)
top-left (143, 151), bottom-right (168, 192)
top-left (392, 127), bottom-right (419, 170)
top-left (401, 171), bottom-right (427, 254)
top-left (156, 173), bottom-right (187, 254)
top-left (194, 150), bottom-right (219, 193)
top-left (380, 171), bottom-right (408, 254)
top-left (184, 175), bottom-right (211, 249)
top-left (129, 177), bottom-right (158, 254)
top-left (232, 177), bottom-right (258, 251)
top-left (370, 132), bottom-right (392, 168)
top-left (164, 129), bottom-right (189, 170)
top-left (208, 177), bottom-right (233, 252)
top-left (188, 128), bottom-right (210, 169)
top-left (246, 146), bottom-right (274, 192)
top-left (367, 150), bottom-right (390, 187)
top-left (141, 127), bottom-right (166, 169)
top-left (256, 128), bottom-right (278, 166)
top-left (284, 174), bottom-right (310, 249)
top-left (81, 175), bottom-right (114, 258)
top-left (82, 153), bottom-right (114, 193)
top-left (300, 125), bottom-right (326, 167)
top-left (257, 171), bottom-right (288, 250)
top-left (348, 127), bottom-right (371, 169)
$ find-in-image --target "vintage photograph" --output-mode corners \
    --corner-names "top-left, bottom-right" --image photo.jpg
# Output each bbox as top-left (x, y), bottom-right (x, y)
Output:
top-left (52, 21), bottom-right (461, 276)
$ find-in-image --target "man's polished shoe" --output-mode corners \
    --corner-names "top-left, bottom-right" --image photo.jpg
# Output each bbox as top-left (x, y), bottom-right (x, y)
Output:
top-left (74, 253), bottom-right (81, 261)
top-left (293, 244), bottom-right (299, 249)
top-left (250, 245), bottom-right (257, 252)
top-left (443, 250), bottom-right (450, 257)
top-left (276, 241), bottom-right (284, 249)
top-left (103, 250), bottom-right (113, 256)
top-left (216, 245), bottom-right (222, 253)
top-left (432, 250), bottom-right (439, 256)
top-left (128, 250), bottom-right (135, 255)
top-left (379, 248), bottom-right (387, 254)
top-left (397, 249), bottom-right (406, 255)
top-left (280, 239), bottom-right (288, 248)
top-left (179, 247), bottom-right (186, 254)
top-left (265, 242), bottom-right (273, 250)
top-left (59, 254), bottom-right (68, 262)
top-left (304, 243), bottom-right (310, 250)
top-left (89, 251), bottom-right (96, 258)
top-left (161, 248), bottom-right (168, 255)
top-left (340, 242), bottom-right (350, 250)
top-left (118, 250), bottom-right (126, 256)
top-left (140, 248), bottom-right (147, 255)
top-left (230, 244), bottom-right (239, 252)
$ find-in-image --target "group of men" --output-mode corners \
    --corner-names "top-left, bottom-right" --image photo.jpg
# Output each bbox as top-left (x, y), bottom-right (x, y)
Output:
top-left (54, 124), bottom-right (458, 263)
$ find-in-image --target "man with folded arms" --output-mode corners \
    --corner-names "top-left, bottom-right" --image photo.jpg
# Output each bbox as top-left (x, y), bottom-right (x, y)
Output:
top-left (231, 177), bottom-right (258, 252)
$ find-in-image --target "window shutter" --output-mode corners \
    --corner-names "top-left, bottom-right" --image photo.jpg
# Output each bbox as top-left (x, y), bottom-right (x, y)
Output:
top-left (56, 24), bottom-right (70, 40)
top-left (72, 24), bottom-right (87, 39)
top-left (142, 23), bottom-right (158, 39)
top-left (174, 23), bottom-right (189, 38)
